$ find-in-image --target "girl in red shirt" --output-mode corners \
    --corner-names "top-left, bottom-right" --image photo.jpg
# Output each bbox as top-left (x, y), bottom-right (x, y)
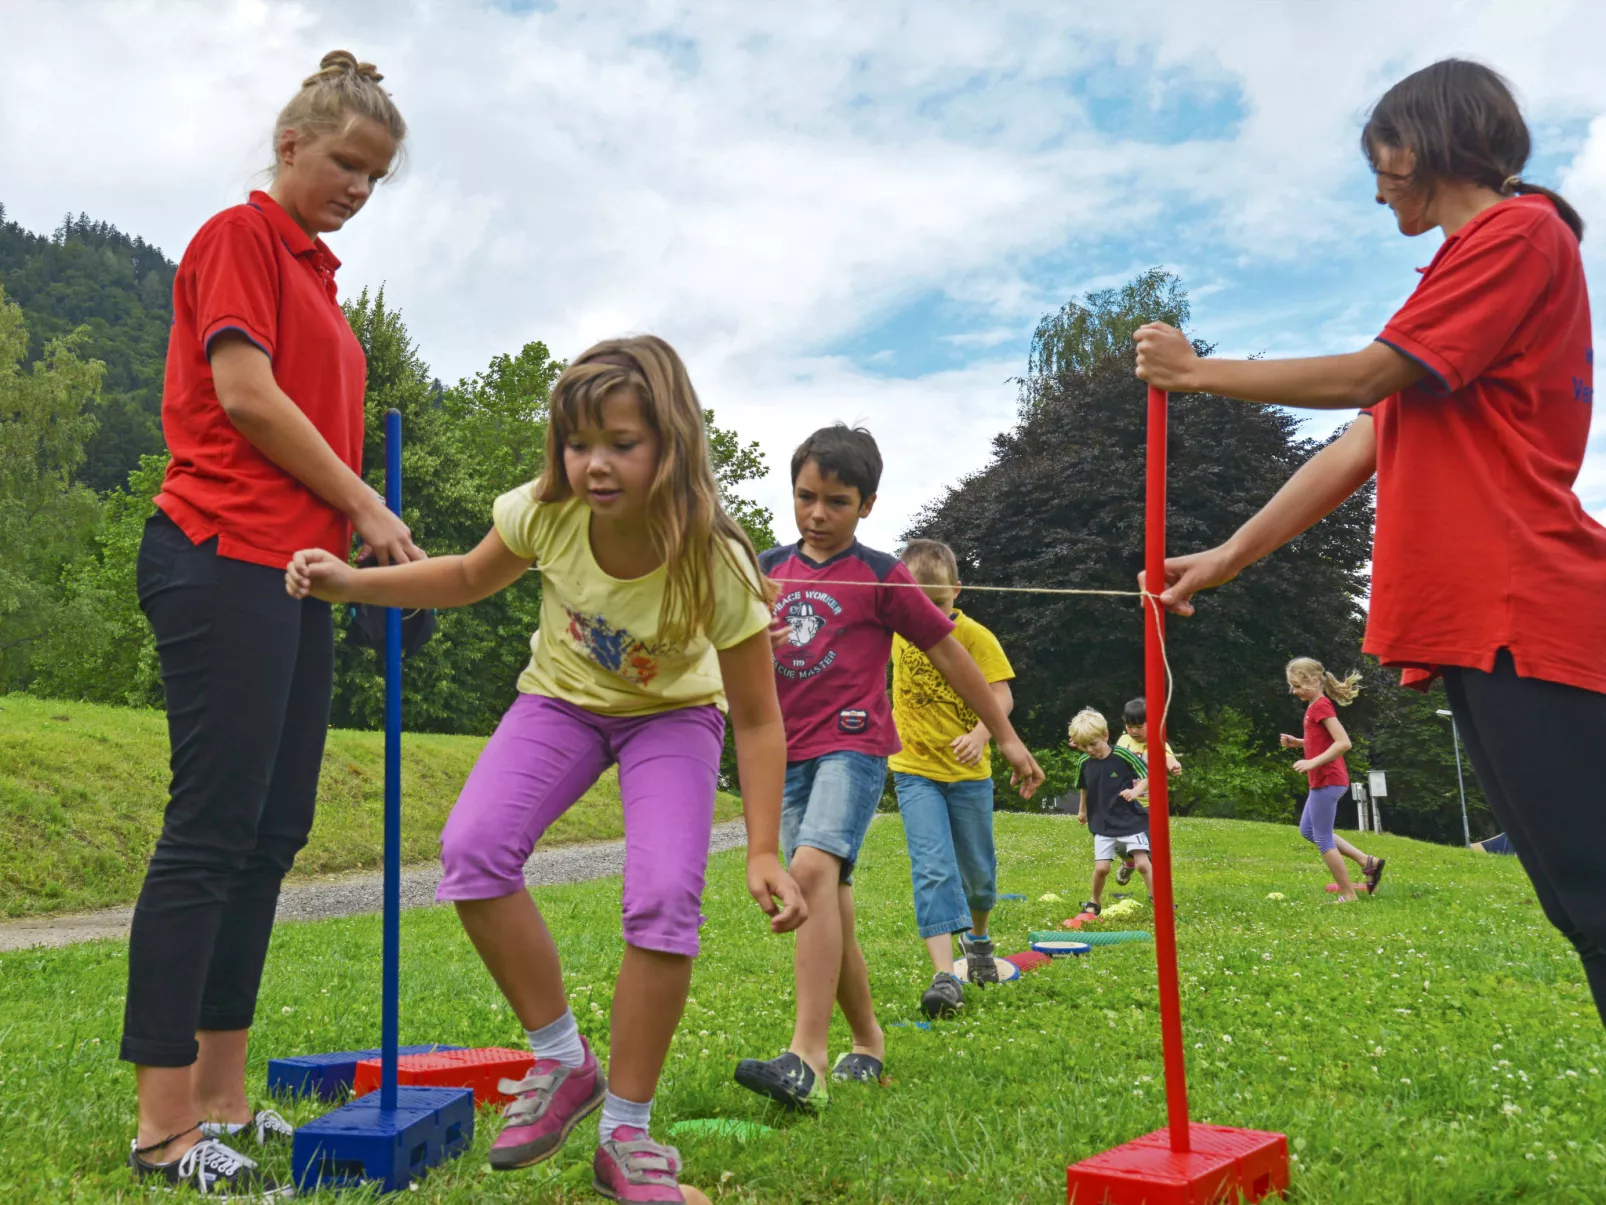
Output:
top-left (125, 52), bottom-right (418, 1196)
top-left (1135, 59), bottom-right (1606, 1027)
top-left (1280, 658), bottom-right (1381, 902)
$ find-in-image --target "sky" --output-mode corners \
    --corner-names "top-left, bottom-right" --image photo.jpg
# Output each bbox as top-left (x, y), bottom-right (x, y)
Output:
top-left (3, 0), bottom-right (1605, 548)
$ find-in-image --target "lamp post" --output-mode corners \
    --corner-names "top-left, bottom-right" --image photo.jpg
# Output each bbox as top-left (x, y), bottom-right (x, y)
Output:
top-left (1435, 708), bottom-right (1470, 846)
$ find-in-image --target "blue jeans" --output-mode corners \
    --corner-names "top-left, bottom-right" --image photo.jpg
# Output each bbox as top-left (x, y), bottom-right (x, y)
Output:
top-left (893, 772), bottom-right (997, 939)
top-left (781, 751), bottom-right (888, 885)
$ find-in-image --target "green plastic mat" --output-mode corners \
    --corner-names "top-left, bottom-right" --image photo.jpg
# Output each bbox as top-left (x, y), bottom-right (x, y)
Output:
top-left (669, 1118), bottom-right (776, 1141)
top-left (1030, 929), bottom-right (1152, 946)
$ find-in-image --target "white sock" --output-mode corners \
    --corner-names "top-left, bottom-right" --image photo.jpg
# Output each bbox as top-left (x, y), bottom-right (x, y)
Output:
top-left (524, 1009), bottom-right (586, 1069)
top-left (599, 1090), bottom-right (653, 1141)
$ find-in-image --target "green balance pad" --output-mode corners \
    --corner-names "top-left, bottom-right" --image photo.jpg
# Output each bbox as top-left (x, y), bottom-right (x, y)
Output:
top-left (1029, 929), bottom-right (1152, 946)
top-left (669, 1118), bottom-right (775, 1141)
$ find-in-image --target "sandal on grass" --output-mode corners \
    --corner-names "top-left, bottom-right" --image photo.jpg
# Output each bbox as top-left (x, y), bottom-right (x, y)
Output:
top-left (1363, 856), bottom-right (1386, 893)
top-left (831, 1052), bottom-right (883, 1083)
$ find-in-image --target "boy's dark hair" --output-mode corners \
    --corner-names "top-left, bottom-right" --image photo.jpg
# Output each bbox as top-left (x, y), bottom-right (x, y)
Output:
top-left (1123, 697), bottom-right (1146, 727)
top-left (790, 424), bottom-right (882, 500)
top-left (1362, 58), bottom-right (1583, 242)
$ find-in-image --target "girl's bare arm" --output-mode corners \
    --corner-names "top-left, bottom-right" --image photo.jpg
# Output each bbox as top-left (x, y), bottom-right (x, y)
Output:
top-left (287, 528), bottom-right (530, 609)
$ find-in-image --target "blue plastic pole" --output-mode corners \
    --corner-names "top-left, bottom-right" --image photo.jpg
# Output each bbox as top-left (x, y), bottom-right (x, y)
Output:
top-left (381, 408), bottom-right (402, 1112)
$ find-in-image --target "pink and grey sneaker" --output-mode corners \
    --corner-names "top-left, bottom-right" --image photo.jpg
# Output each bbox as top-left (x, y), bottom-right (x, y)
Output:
top-left (487, 1037), bottom-right (606, 1171)
top-left (593, 1126), bottom-right (688, 1202)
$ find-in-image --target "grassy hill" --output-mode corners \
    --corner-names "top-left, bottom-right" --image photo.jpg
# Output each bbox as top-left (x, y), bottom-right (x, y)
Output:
top-left (0, 812), bottom-right (1599, 1201)
top-left (0, 694), bottom-right (742, 918)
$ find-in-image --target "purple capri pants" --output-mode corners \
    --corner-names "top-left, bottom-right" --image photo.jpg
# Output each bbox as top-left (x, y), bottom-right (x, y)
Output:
top-left (1298, 784), bottom-right (1349, 855)
top-left (436, 692), bottom-right (725, 957)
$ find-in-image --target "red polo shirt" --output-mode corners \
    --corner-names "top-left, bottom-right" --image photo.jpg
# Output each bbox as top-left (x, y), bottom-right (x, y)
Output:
top-left (155, 190), bottom-right (366, 568)
top-left (1368, 195), bottom-right (1603, 694)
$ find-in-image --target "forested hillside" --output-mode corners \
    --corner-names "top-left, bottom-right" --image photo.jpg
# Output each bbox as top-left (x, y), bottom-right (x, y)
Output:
top-left (0, 205), bottom-right (175, 492)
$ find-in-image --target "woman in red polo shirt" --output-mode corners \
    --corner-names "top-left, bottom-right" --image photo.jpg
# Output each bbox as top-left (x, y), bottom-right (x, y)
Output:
top-left (124, 52), bottom-right (419, 1193)
top-left (1133, 59), bottom-right (1605, 1028)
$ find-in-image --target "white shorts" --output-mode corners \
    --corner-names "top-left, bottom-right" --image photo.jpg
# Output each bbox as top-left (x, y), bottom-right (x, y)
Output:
top-left (1093, 832), bottom-right (1150, 862)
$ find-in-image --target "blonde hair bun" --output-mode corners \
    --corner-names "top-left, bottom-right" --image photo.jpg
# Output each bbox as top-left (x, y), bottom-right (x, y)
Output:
top-left (307, 49), bottom-right (384, 86)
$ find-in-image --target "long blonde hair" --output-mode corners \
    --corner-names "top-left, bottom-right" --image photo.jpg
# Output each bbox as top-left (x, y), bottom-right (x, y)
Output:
top-left (535, 336), bottom-right (767, 645)
top-left (1286, 657), bottom-right (1362, 706)
top-left (271, 50), bottom-right (408, 176)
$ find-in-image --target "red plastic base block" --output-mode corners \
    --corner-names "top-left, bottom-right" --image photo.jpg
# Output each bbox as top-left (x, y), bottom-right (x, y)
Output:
top-left (1001, 950), bottom-right (1052, 974)
top-left (353, 1047), bottom-right (534, 1106)
top-left (1067, 1124), bottom-right (1288, 1204)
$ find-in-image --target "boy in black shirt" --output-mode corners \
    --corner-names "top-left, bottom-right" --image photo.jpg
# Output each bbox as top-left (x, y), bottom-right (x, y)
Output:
top-left (1069, 708), bottom-right (1153, 914)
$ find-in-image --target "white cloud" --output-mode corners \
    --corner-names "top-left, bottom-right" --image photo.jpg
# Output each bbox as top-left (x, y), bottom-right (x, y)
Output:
top-left (3, 0), bottom-right (1606, 539)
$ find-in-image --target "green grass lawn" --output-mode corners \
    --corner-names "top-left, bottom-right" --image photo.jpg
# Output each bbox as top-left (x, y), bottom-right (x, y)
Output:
top-left (0, 695), bottom-right (741, 918)
top-left (2, 814), bottom-right (1602, 1202)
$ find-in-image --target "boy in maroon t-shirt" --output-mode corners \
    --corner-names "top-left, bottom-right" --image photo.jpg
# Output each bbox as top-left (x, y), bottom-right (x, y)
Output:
top-left (734, 424), bottom-right (1044, 1110)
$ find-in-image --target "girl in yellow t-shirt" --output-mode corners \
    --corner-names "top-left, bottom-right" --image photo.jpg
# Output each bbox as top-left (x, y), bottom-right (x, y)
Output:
top-left (286, 336), bottom-right (803, 1202)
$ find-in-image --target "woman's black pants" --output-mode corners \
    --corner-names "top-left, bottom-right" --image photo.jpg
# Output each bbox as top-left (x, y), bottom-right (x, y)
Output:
top-left (1443, 649), bottom-right (1606, 1027)
top-left (120, 512), bottom-right (333, 1067)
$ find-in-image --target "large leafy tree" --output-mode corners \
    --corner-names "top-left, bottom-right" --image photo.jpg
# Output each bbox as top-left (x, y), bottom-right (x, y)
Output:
top-left (0, 206), bottom-right (175, 493)
top-left (0, 287), bottom-right (104, 691)
top-left (908, 271), bottom-right (1374, 756)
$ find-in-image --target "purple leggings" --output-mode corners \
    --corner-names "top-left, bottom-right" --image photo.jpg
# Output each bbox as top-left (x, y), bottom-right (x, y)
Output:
top-left (1298, 785), bottom-right (1349, 854)
top-left (436, 692), bottom-right (724, 957)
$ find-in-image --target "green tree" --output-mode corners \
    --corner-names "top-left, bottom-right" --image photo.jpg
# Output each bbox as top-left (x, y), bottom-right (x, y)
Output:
top-left (1020, 267), bottom-right (1191, 413)
top-left (907, 269), bottom-right (1373, 752)
top-left (0, 206), bottom-right (175, 492)
top-left (27, 453), bottom-right (166, 706)
top-left (0, 286), bottom-right (104, 690)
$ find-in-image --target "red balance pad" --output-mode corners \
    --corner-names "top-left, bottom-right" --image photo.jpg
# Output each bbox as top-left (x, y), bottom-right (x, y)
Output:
top-left (354, 1047), bottom-right (533, 1106)
top-left (1000, 950), bottom-right (1052, 974)
top-left (1068, 1124), bottom-right (1288, 1204)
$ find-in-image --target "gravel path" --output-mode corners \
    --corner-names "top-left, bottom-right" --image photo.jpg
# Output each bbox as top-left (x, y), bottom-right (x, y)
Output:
top-left (0, 819), bottom-right (749, 953)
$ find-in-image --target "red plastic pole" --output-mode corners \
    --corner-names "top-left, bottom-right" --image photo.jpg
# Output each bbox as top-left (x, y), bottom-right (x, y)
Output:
top-left (1145, 384), bottom-right (1191, 1153)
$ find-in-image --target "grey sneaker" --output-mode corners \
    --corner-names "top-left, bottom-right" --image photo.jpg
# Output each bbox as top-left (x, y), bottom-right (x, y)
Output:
top-left (200, 1108), bottom-right (294, 1147)
top-left (1116, 858), bottom-right (1135, 886)
top-left (920, 971), bottom-right (965, 1019)
top-left (130, 1136), bottom-right (292, 1197)
top-left (964, 937), bottom-right (1000, 985)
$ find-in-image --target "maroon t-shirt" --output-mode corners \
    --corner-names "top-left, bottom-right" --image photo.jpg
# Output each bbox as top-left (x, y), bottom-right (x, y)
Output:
top-left (759, 541), bottom-right (955, 762)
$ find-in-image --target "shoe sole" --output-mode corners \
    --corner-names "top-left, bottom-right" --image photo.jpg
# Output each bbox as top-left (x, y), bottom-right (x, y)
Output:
top-left (487, 1076), bottom-right (607, 1171)
top-left (733, 1060), bottom-right (824, 1112)
top-left (592, 1173), bottom-right (688, 1202)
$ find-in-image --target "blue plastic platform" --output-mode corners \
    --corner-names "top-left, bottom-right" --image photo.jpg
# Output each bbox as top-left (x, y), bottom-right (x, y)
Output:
top-left (291, 1085), bottom-right (474, 1193)
top-left (268, 1046), bottom-right (465, 1101)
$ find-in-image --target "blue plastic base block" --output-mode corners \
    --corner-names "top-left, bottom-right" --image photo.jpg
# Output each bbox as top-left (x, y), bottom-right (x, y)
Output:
top-left (292, 1085), bottom-right (474, 1193)
top-left (269, 1046), bottom-right (465, 1101)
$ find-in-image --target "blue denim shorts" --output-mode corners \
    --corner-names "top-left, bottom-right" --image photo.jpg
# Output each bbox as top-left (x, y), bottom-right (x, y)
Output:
top-left (781, 751), bottom-right (888, 885)
top-left (893, 773), bottom-right (997, 938)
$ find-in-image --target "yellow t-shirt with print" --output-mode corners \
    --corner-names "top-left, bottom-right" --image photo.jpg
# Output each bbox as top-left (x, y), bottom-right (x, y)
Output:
top-left (1116, 732), bottom-right (1178, 770)
top-left (888, 608), bottom-right (1014, 782)
top-left (493, 487), bottom-right (771, 716)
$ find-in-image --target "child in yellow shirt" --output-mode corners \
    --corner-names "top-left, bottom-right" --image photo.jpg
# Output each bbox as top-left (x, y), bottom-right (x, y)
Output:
top-left (888, 540), bottom-right (1016, 1018)
top-left (1113, 697), bottom-right (1181, 886)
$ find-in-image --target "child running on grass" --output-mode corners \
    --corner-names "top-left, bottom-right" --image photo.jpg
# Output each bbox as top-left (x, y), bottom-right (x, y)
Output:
top-left (1113, 696), bottom-right (1181, 887)
top-left (887, 539), bottom-right (1016, 1019)
top-left (1069, 708), bottom-right (1153, 915)
top-left (1282, 658), bottom-right (1383, 902)
top-left (733, 425), bottom-right (1043, 1109)
top-left (286, 337), bottom-right (804, 1204)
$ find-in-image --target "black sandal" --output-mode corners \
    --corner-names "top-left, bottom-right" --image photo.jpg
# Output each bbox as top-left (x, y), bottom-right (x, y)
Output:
top-left (1363, 856), bottom-right (1386, 893)
top-left (830, 1052), bottom-right (883, 1083)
